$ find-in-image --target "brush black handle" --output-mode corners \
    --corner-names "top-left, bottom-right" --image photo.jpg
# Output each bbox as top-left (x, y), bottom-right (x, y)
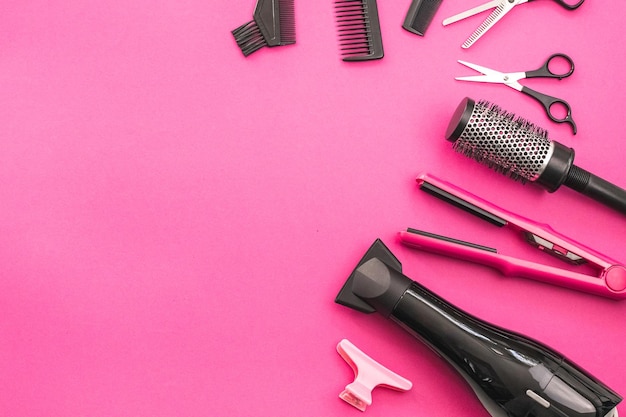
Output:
top-left (564, 165), bottom-right (626, 214)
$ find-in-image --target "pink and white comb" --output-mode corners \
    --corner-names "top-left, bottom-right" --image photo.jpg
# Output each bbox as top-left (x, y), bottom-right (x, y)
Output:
top-left (336, 339), bottom-right (412, 411)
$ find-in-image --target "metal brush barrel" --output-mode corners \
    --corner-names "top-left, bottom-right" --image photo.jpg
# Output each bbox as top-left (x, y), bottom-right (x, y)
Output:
top-left (445, 97), bottom-right (626, 215)
top-left (445, 97), bottom-right (570, 187)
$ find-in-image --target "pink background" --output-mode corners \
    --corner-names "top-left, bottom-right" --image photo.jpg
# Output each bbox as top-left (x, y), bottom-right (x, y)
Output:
top-left (1, 1), bottom-right (625, 416)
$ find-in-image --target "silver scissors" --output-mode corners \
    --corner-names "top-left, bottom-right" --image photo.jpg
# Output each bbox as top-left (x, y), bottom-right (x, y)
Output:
top-left (456, 53), bottom-right (577, 134)
top-left (443, 0), bottom-right (585, 49)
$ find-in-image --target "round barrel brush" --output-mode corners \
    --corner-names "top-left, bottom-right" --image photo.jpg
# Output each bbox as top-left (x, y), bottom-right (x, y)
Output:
top-left (445, 97), bottom-right (626, 215)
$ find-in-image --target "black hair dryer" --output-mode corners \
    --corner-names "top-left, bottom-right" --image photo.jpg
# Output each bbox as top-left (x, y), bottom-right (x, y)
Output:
top-left (335, 240), bottom-right (621, 417)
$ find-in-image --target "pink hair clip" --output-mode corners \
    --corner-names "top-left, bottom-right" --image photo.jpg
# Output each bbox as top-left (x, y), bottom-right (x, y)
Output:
top-left (337, 339), bottom-right (412, 411)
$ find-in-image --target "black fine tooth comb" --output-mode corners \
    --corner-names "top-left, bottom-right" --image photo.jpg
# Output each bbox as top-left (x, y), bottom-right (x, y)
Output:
top-left (402, 0), bottom-right (443, 36)
top-left (232, 0), bottom-right (296, 57)
top-left (334, 0), bottom-right (384, 62)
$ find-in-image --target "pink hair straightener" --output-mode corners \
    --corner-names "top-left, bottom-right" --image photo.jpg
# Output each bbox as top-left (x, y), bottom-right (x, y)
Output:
top-left (399, 173), bottom-right (626, 299)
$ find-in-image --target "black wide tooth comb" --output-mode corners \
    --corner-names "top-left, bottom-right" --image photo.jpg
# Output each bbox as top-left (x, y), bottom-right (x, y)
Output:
top-left (232, 0), bottom-right (296, 57)
top-left (334, 0), bottom-right (384, 62)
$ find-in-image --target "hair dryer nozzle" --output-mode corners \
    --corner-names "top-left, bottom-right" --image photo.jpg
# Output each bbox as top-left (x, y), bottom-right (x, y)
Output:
top-left (335, 239), bottom-right (406, 315)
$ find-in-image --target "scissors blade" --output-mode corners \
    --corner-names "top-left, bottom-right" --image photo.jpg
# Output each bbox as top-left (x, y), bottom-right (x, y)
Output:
top-left (456, 65), bottom-right (526, 90)
top-left (456, 60), bottom-right (505, 80)
top-left (443, 0), bottom-right (503, 26)
top-left (456, 75), bottom-right (505, 83)
top-left (461, 0), bottom-right (522, 48)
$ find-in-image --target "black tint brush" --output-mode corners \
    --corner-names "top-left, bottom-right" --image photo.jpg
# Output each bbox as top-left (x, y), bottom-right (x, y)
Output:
top-left (232, 0), bottom-right (295, 57)
top-left (335, 0), bottom-right (384, 61)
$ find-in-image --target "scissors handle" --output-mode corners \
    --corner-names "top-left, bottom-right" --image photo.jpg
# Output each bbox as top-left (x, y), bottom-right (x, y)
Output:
top-left (529, 0), bottom-right (585, 10)
top-left (525, 53), bottom-right (575, 79)
top-left (521, 86), bottom-right (577, 134)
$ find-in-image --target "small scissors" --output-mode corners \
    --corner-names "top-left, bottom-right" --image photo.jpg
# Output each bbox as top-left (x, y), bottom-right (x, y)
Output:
top-left (443, 0), bottom-right (585, 49)
top-left (455, 53), bottom-right (577, 134)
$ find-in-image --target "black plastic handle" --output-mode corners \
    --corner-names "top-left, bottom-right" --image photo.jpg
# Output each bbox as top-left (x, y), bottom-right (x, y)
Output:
top-left (526, 53), bottom-right (575, 79)
top-left (529, 0), bottom-right (585, 10)
top-left (565, 165), bottom-right (626, 215)
top-left (551, 0), bottom-right (585, 10)
top-left (520, 86), bottom-right (577, 134)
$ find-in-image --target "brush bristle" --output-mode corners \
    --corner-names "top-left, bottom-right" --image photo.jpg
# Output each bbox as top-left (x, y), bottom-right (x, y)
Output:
top-left (453, 99), bottom-right (552, 183)
top-left (477, 100), bottom-right (549, 138)
top-left (238, 0), bottom-right (295, 51)
top-left (232, 20), bottom-right (268, 57)
top-left (334, 0), bottom-right (384, 61)
top-left (278, 0), bottom-right (296, 45)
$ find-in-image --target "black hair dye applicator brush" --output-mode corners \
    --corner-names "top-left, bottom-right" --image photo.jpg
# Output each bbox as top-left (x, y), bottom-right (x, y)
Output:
top-left (232, 0), bottom-right (295, 57)
top-left (445, 97), bottom-right (626, 215)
